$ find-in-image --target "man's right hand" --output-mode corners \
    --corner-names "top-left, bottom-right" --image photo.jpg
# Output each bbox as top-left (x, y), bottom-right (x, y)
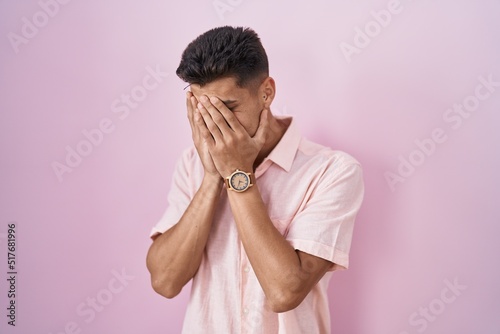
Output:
top-left (147, 96), bottom-right (224, 297)
top-left (186, 91), bottom-right (220, 181)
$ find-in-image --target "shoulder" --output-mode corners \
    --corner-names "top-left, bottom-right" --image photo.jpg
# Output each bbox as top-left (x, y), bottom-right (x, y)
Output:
top-left (297, 140), bottom-right (364, 200)
top-left (297, 138), bottom-right (362, 172)
top-left (174, 146), bottom-right (203, 175)
top-left (177, 146), bottom-right (199, 165)
top-left (171, 146), bottom-right (205, 191)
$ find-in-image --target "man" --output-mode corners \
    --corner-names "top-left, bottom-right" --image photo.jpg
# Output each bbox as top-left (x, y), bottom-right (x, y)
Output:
top-left (146, 26), bottom-right (364, 333)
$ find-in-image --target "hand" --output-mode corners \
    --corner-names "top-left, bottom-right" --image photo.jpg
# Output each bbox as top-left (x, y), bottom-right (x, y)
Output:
top-left (194, 95), bottom-right (269, 178)
top-left (186, 92), bottom-right (220, 180)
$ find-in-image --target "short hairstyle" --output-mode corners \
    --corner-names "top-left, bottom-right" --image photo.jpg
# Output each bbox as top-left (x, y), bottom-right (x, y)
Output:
top-left (176, 26), bottom-right (269, 89)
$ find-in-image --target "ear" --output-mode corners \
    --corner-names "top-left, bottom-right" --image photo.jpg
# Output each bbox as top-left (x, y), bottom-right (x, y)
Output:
top-left (259, 77), bottom-right (276, 109)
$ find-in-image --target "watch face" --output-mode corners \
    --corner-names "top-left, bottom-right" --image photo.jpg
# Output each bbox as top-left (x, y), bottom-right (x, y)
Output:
top-left (230, 171), bottom-right (250, 191)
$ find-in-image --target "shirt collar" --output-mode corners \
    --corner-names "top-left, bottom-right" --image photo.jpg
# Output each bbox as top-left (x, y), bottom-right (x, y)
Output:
top-left (264, 116), bottom-right (301, 172)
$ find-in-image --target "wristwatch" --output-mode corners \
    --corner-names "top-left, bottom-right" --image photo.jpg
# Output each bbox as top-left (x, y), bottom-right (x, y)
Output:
top-left (225, 169), bottom-right (254, 192)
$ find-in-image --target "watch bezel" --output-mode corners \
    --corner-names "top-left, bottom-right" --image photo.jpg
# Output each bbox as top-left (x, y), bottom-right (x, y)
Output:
top-left (226, 170), bottom-right (253, 192)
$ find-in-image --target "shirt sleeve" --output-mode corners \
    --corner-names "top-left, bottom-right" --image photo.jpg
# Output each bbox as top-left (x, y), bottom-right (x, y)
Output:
top-left (149, 148), bottom-right (197, 239)
top-left (286, 160), bottom-right (364, 271)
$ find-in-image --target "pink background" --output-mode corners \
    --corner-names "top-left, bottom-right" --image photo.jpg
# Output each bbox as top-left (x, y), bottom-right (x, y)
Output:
top-left (1, 1), bottom-right (499, 333)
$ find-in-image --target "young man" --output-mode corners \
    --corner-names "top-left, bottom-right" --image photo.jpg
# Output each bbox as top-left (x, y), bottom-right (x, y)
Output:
top-left (146, 26), bottom-right (364, 333)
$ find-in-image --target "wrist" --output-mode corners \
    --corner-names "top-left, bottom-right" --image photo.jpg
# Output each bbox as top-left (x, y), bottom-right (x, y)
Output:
top-left (221, 166), bottom-right (253, 178)
top-left (224, 169), bottom-right (255, 193)
top-left (202, 173), bottom-right (224, 188)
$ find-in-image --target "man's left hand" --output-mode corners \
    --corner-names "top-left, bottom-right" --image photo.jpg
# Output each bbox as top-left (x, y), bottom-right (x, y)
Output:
top-left (194, 95), bottom-right (269, 177)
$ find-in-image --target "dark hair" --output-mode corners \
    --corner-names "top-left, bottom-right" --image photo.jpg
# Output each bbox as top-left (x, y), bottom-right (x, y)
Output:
top-left (176, 26), bottom-right (269, 89)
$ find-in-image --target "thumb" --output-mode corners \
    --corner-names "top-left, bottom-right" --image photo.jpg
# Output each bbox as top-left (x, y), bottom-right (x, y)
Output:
top-left (253, 109), bottom-right (269, 146)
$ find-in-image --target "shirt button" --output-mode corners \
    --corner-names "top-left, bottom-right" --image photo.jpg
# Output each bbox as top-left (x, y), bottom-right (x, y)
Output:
top-left (244, 266), bottom-right (250, 273)
top-left (243, 308), bottom-right (249, 314)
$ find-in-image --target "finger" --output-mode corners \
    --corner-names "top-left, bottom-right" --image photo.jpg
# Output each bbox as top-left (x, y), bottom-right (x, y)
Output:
top-left (186, 91), bottom-right (197, 133)
top-left (190, 95), bottom-right (201, 137)
top-left (253, 109), bottom-right (269, 147)
top-left (194, 108), bottom-right (215, 146)
top-left (198, 95), bottom-right (233, 136)
top-left (187, 92), bottom-right (204, 143)
top-left (196, 102), bottom-right (223, 142)
top-left (208, 96), bottom-right (245, 133)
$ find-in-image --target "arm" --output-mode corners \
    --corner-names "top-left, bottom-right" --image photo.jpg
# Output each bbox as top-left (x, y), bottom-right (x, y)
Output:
top-left (146, 176), bottom-right (222, 298)
top-left (227, 186), bottom-right (332, 313)
top-left (195, 95), bottom-right (332, 312)
top-left (146, 92), bottom-right (223, 298)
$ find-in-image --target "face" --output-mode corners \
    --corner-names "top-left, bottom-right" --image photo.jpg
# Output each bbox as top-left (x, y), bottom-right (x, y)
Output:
top-left (190, 76), bottom-right (269, 137)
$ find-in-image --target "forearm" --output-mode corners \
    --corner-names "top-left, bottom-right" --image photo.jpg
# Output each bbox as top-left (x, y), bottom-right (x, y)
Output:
top-left (192, 93), bottom-right (330, 310)
top-left (147, 175), bottom-right (223, 298)
top-left (227, 185), bottom-right (316, 311)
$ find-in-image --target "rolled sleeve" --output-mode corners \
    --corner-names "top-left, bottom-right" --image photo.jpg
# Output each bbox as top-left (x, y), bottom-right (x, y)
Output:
top-left (286, 162), bottom-right (364, 271)
top-left (149, 148), bottom-right (197, 238)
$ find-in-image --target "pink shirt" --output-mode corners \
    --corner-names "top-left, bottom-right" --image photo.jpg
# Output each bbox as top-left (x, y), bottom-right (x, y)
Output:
top-left (150, 117), bottom-right (364, 333)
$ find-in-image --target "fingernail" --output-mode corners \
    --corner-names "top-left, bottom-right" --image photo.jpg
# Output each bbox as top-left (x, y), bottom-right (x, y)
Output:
top-left (210, 96), bottom-right (218, 104)
top-left (200, 95), bottom-right (208, 102)
top-left (197, 103), bottom-right (203, 110)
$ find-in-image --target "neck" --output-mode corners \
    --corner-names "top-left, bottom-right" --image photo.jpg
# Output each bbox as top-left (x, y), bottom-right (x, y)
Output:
top-left (254, 113), bottom-right (289, 169)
